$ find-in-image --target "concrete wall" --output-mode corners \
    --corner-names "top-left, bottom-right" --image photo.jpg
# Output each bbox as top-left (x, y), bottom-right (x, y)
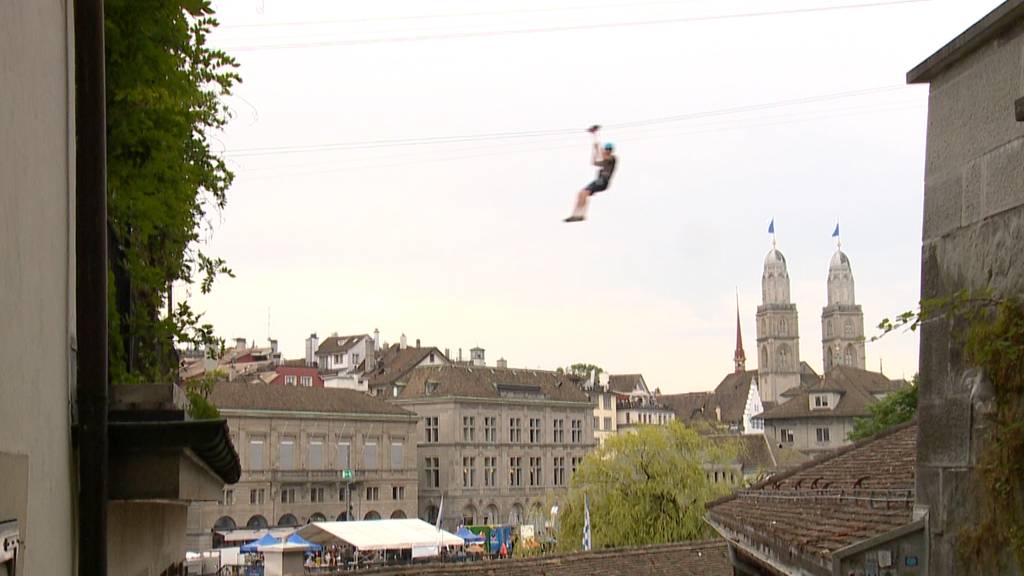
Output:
top-left (108, 502), bottom-right (187, 576)
top-left (0, 1), bottom-right (76, 574)
top-left (913, 10), bottom-right (1024, 575)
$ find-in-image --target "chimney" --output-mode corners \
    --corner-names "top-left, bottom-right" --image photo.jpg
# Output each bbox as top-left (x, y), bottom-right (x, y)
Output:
top-left (458, 348), bottom-right (462, 362)
top-left (269, 339), bottom-right (278, 354)
top-left (471, 347), bottom-right (485, 367)
top-left (234, 337), bottom-right (246, 350)
top-left (367, 343), bottom-right (377, 372)
top-left (373, 328), bottom-right (380, 351)
top-left (416, 338), bottom-right (421, 348)
top-left (496, 358), bottom-right (508, 369)
top-left (445, 348), bottom-right (450, 359)
top-left (400, 334), bottom-right (407, 349)
top-left (305, 333), bottom-right (319, 367)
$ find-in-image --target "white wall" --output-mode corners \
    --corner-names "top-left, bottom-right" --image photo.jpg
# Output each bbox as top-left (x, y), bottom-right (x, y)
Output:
top-left (0, 1), bottom-right (76, 574)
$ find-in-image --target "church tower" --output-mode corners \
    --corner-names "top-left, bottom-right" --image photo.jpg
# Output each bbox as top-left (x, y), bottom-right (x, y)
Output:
top-left (756, 242), bottom-right (801, 403)
top-left (821, 244), bottom-right (866, 371)
top-left (734, 297), bottom-right (746, 373)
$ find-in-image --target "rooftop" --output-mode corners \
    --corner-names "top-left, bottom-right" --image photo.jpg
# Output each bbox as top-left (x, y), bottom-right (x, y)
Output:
top-left (210, 380), bottom-right (415, 417)
top-left (758, 367), bottom-right (904, 421)
top-left (399, 364), bottom-right (590, 403)
top-left (908, 0), bottom-right (1024, 83)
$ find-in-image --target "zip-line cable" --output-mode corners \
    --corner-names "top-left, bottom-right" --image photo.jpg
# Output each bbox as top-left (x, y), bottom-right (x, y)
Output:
top-left (224, 85), bottom-right (917, 158)
top-left (222, 0), bottom-right (934, 52)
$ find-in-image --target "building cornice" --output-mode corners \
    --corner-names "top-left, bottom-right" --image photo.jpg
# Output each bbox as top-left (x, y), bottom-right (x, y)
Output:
top-left (219, 408), bottom-right (418, 423)
top-left (392, 396), bottom-right (595, 409)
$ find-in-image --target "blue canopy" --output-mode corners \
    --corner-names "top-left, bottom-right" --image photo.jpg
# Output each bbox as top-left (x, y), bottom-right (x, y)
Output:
top-left (241, 533), bottom-right (279, 553)
top-left (455, 526), bottom-right (484, 544)
top-left (286, 532), bottom-right (323, 551)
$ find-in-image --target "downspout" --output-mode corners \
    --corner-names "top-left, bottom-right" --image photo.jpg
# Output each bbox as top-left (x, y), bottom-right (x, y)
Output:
top-left (74, 0), bottom-right (108, 574)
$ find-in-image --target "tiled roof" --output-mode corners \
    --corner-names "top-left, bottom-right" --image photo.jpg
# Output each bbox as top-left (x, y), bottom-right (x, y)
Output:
top-left (707, 423), bottom-right (917, 573)
top-left (367, 344), bottom-right (447, 387)
top-left (363, 540), bottom-right (730, 576)
top-left (660, 392), bottom-right (713, 422)
top-left (280, 358), bottom-right (309, 368)
top-left (317, 334), bottom-right (370, 356)
top-left (210, 381), bottom-right (414, 417)
top-left (759, 367), bottom-right (905, 421)
top-left (711, 370), bottom-right (758, 424)
top-left (399, 365), bottom-right (591, 403)
top-left (607, 374), bottom-right (646, 394)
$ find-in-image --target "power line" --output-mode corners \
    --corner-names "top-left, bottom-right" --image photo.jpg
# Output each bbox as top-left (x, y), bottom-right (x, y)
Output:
top-left (224, 85), bottom-right (916, 158)
top-left (222, 0), bottom-right (935, 52)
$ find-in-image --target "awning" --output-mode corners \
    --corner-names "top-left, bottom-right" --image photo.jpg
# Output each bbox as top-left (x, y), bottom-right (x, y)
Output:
top-left (295, 519), bottom-right (464, 551)
top-left (217, 528), bottom-right (294, 543)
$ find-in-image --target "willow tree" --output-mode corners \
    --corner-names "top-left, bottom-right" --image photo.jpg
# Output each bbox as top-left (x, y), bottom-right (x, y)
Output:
top-left (105, 0), bottom-right (239, 383)
top-left (556, 421), bottom-right (735, 551)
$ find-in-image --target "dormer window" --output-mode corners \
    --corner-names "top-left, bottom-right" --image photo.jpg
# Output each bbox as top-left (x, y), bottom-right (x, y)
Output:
top-left (812, 394), bottom-right (831, 409)
top-left (425, 382), bottom-right (439, 396)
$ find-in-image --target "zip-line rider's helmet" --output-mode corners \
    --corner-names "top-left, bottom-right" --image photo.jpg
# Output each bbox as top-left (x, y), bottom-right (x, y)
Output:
top-left (603, 142), bottom-right (614, 151)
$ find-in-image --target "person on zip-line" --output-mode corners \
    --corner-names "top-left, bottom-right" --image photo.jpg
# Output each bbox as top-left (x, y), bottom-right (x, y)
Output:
top-left (564, 125), bottom-right (617, 223)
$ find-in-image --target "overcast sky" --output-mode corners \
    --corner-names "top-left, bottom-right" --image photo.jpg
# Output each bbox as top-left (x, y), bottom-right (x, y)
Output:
top-left (185, 0), bottom-right (1003, 393)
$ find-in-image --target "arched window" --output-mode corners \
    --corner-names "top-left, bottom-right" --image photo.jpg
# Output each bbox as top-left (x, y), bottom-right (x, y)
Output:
top-left (462, 505), bottom-right (477, 526)
top-left (761, 346), bottom-right (768, 370)
top-left (425, 505), bottom-right (439, 524)
top-left (484, 504), bottom-right (499, 525)
top-left (779, 319), bottom-right (787, 336)
top-left (777, 346), bottom-right (789, 371)
top-left (827, 320), bottom-right (834, 338)
top-left (509, 504), bottom-right (524, 526)
top-left (246, 515), bottom-right (268, 530)
top-left (364, 511), bottom-right (381, 520)
top-left (390, 509), bottom-right (407, 519)
top-left (844, 345), bottom-right (855, 366)
top-left (844, 321), bottom-right (854, 338)
top-left (336, 512), bottom-right (348, 521)
top-left (310, 512), bottom-right (327, 522)
top-left (213, 516), bottom-right (236, 532)
top-left (277, 514), bottom-right (298, 528)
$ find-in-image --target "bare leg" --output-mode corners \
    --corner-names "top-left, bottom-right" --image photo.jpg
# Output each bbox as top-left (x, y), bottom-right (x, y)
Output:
top-left (569, 189), bottom-right (590, 220)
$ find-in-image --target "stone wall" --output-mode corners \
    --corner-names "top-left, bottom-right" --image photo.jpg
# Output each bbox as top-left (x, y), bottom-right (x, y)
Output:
top-left (912, 6), bottom-right (1024, 574)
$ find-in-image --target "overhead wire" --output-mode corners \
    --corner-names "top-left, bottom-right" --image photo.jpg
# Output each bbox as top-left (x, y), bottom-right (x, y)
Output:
top-left (220, 0), bottom-right (935, 52)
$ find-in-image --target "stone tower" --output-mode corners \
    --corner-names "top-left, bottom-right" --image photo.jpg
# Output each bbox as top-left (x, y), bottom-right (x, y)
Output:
top-left (756, 243), bottom-right (801, 403)
top-left (733, 297), bottom-right (746, 373)
top-left (821, 247), bottom-right (865, 371)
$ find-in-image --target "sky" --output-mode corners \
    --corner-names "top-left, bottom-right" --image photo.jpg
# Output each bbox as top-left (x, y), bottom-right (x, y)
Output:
top-left (183, 0), bottom-right (1005, 394)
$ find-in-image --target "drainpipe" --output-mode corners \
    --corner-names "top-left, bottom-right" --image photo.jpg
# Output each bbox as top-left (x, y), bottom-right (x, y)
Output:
top-left (74, 0), bottom-right (109, 574)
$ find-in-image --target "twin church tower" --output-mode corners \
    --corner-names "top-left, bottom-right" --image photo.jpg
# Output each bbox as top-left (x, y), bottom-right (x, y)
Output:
top-left (736, 235), bottom-right (866, 404)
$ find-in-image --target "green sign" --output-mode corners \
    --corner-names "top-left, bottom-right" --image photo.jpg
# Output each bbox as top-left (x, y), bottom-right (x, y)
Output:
top-left (342, 469), bottom-right (354, 480)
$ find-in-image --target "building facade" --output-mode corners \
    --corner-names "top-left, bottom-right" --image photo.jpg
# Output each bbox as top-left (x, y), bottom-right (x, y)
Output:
top-left (188, 382), bottom-right (419, 550)
top-left (821, 247), bottom-right (867, 372)
top-left (608, 374), bottom-right (676, 431)
top-left (907, 2), bottom-right (1024, 572)
top-left (394, 365), bottom-right (597, 529)
top-left (756, 243), bottom-right (802, 404)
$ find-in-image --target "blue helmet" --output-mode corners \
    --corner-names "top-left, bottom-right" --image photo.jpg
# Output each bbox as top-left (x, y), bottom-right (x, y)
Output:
top-left (603, 142), bottom-right (614, 151)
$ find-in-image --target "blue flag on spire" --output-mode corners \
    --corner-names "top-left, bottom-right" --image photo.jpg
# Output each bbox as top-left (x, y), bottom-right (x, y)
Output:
top-left (832, 223), bottom-right (840, 238)
top-left (768, 219), bottom-right (775, 235)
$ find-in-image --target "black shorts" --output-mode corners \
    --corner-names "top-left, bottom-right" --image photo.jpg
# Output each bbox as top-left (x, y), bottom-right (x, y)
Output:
top-left (586, 179), bottom-right (609, 194)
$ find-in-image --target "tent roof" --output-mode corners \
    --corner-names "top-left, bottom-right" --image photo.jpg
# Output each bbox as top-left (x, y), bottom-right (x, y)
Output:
top-left (295, 519), bottom-right (464, 551)
top-left (259, 541), bottom-right (312, 553)
top-left (241, 533), bottom-right (280, 552)
top-left (218, 528), bottom-right (293, 543)
top-left (455, 526), bottom-right (484, 543)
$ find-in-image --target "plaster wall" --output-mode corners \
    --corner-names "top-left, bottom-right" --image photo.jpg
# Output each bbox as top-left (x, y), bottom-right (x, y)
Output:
top-left (0, 1), bottom-right (76, 574)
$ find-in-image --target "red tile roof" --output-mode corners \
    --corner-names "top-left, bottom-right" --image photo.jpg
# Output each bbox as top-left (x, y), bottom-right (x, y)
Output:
top-left (399, 365), bottom-right (590, 403)
top-left (707, 423), bottom-right (917, 573)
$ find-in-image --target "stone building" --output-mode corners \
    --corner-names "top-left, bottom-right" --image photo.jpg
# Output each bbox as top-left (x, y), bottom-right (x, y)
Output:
top-left (907, 1), bottom-right (1024, 572)
top-left (394, 365), bottom-right (597, 529)
top-left (607, 374), bottom-right (676, 431)
top-left (756, 241), bottom-right (802, 404)
top-left (821, 246), bottom-right (867, 372)
top-left (188, 382), bottom-right (419, 550)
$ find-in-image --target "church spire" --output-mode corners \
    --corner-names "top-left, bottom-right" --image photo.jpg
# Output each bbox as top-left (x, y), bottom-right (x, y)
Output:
top-left (734, 293), bottom-right (746, 372)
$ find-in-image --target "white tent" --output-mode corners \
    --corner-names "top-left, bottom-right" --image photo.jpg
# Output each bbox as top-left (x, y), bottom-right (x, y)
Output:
top-left (295, 519), bottom-right (464, 552)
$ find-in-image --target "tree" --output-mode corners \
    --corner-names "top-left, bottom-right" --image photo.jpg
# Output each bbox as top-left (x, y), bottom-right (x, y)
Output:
top-left (559, 363), bottom-right (604, 386)
top-left (105, 0), bottom-right (239, 383)
top-left (556, 422), bottom-right (735, 551)
top-left (848, 377), bottom-right (918, 441)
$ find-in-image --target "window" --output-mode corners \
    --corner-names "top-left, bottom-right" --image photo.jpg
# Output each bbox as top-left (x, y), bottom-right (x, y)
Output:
top-left (779, 319), bottom-right (787, 336)
top-left (553, 457), bottom-right (565, 486)
top-left (529, 457), bottom-right (543, 487)
top-left (248, 437), bottom-right (265, 470)
top-left (571, 419), bottom-right (583, 443)
top-left (338, 486), bottom-right (347, 501)
top-left (364, 438), bottom-right (378, 470)
top-left (392, 486), bottom-right (405, 500)
top-left (463, 416), bottom-right (476, 442)
top-left (827, 320), bottom-right (834, 338)
top-left (844, 347), bottom-right (854, 366)
top-left (390, 440), bottom-right (404, 470)
top-left (425, 457), bottom-right (440, 488)
top-left (221, 489), bottom-right (234, 506)
top-left (594, 417), bottom-right (600, 430)
top-left (299, 375), bottom-right (313, 387)
top-left (279, 437), bottom-right (295, 469)
top-left (552, 419), bottom-right (565, 443)
top-left (337, 440), bottom-right (351, 470)
top-left (425, 417), bottom-right (439, 443)
top-left (309, 437), bottom-right (324, 469)
top-left (529, 418), bottom-right (542, 443)
top-left (603, 417), bottom-right (612, 431)
top-left (310, 487), bottom-right (324, 503)
top-left (509, 457), bottom-right (522, 487)
top-left (463, 457), bottom-right (476, 488)
top-left (816, 427), bottom-right (831, 443)
top-left (626, 412), bottom-right (631, 424)
top-left (509, 417), bottom-right (522, 443)
top-left (250, 488), bottom-right (265, 505)
top-left (598, 395), bottom-right (604, 409)
top-left (844, 321), bottom-right (854, 338)
top-left (484, 456), bottom-right (497, 487)
top-left (780, 429), bottom-right (794, 443)
top-left (281, 488), bottom-right (296, 504)
top-left (814, 395), bottom-right (830, 408)
top-left (365, 486), bottom-right (380, 501)
top-left (484, 417), bottom-right (497, 443)
top-left (571, 457), bottom-right (583, 475)
top-left (285, 375), bottom-right (296, 386)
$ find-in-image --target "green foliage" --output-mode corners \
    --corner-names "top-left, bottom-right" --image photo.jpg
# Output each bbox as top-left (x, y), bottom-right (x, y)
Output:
top-left (848, 377), bottom-right (918, 442)
top-left (558, 363), bottom-right (604, 385)
top-left (184, 370), bottom-right (223, 420)
top-left (556, 422), bottom-right (734, 551)
top-left (105, 0), bottom-right (239, 383)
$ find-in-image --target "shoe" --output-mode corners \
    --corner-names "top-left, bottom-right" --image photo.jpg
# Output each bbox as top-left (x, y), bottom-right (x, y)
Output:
top-left (564, 215), bottom-right (585, 223)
